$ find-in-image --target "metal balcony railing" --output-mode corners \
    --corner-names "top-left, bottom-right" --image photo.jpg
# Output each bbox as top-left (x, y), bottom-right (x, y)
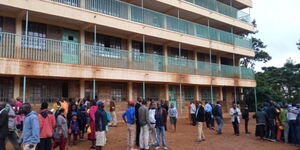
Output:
top-left (186, 0), bottom-right (251, 23)
top-left (50, 0), bottom-right (252, 49)
top-left (0, 32), bottom-right (255, 79)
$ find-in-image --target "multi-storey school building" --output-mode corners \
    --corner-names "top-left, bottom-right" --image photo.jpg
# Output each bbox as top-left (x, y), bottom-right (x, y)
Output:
top-left (0, 0), bottom-right (255, 113)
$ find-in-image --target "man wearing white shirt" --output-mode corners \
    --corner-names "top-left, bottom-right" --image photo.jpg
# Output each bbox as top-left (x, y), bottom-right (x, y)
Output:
top-left (190, 101), bottom-right (196, 126)
top-left (230, 104), bottom-right (241, 136)
top-left (148, 103), bottom-right (156, 146)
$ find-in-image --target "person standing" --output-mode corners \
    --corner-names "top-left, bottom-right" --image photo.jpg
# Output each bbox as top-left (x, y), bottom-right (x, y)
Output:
top-left (204, 101), bottom-right (212, 129)
top-left (148, 103), bottom-right (156, 146)
top-left (242, 105), bottom-right (250, 134)
top-left (88, 100), bottom-right (98, 149)
top-left (37, 102), bottom-right (56, 150)
top-left (53, 109), bottom-right (68, 150)
top-left (59, 98), bottom-right (69, 116)
top-left (155, 102), bottom-right (168, 150)
top-left (279, 105), bottom-right (289, 143)
top-left (213, 101), bottom-right (223, 134)
top-left (138, 100), bottom-right (150, 150)
top-left (0, 101), bottom-right (9, 150)
top-left (266, 102), bottom-right (277, 142)
top-left (67, 104), bottom-right (80, 145)
top-left (195, 101), bottom-right (205, 142)
top-left (15, 98), bottom-right (23, 132)
top-left (110, 100), bottom-right (117, 127)
top-left (95, 101), bottom-right (108, 150)
top-left (168, 103), bottom-right (178, 132)
top-left (19, 103), bottom-right (40, 150)
top-left (78, 101), bottom-right (87, 139)
top-left (253, 108), bottom-right (267, 140)
top-left (135, 97), bottom-right (142, 146)
top-left (6, 99), bottom-right (21, 150)
top-left (288, 103), bottom-right (299, 144)
top-left (190, 101), bottom-right (196, 126)
top-left (122, 101), bottom-right (137, 150)
top-left (230, 104), bottom-right (241, 136)
top-left (209, 103), bottom-right (215, 129)
top-left (161, 100), bottom-right (169, 131)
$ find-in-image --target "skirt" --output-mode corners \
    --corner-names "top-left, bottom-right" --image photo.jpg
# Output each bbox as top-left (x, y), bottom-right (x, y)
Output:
top-left (255, 124), bottom-right (265, 137)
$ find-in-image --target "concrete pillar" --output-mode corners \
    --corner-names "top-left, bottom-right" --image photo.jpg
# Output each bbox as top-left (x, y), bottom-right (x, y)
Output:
top-left (165, 83), bottom-right (169, 101)
top-left (13, 76), bottom-right (20, 99)
top-left (128, 39), bottom-right (132, 69)
top-left (80, 29), bottom-right (85, 65)
top-left (163, 45), bottom-right (168, 72)
top-left (195, 85), bottom-right (199, 101)
top-left (128, 81), bottom-right (133, 101)
top-left (15, 17), bottom-right (22, 58)
top-left (79, 79), bottom-right (85, 99)
top-left (219, 86), bottom-right (223, 101)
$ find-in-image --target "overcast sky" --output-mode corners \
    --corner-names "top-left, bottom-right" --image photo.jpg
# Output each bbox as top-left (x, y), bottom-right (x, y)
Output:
top-left (251, 0), bottom-right (300, 71)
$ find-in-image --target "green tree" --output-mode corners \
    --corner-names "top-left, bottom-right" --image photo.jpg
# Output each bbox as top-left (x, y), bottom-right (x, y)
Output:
top-left (240, 20), bottom-right (272, 69)
top-left (297, 39), bottom-right (300, 50)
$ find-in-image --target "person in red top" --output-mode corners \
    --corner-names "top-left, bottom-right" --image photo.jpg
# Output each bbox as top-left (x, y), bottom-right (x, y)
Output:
top-left (37, 102), bottom-right (56, 150)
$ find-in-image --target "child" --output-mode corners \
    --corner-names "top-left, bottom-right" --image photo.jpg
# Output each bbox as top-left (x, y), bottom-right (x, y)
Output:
top-left (69, 112), bottom-right (80, 145)
top-left (78, 101), bottom-right (87, 139)
top-left (168, 103), bottom-right (178, 132)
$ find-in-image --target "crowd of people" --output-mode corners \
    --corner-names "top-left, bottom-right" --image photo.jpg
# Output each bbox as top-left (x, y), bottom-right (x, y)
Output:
top-left (0, 97), bottom-right (299, 150)
top-left (253, 101), bottom-right (300, 145)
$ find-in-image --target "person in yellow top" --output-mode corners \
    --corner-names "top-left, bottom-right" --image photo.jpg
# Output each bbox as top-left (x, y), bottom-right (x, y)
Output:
top-left (52, 100), bottom-right (61, 113)
top-left (59, 98), bottom-right (69, 116)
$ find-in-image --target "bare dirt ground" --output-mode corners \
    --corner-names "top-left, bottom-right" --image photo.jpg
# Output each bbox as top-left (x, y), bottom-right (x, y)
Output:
top-left (7, 118), bottom-right (297, 150)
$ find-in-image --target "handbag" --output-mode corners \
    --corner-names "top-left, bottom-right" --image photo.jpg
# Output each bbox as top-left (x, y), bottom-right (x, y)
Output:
top-left (87, 126), bottom-right (91, 134)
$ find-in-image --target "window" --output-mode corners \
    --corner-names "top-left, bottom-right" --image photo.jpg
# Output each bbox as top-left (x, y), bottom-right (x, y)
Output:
top-left (29, 79), bottom-right (63, 103)
top-left (132, 41), bottom-right (144, 61)
top-left (0, 77), bottom-right (13, 102)
top-left (201, 87), bottom-right (216, 101)
top-left (92, 34), bottom-right (122, 58)
top-left (184, 87), bottom-right (194, 101)
top-left (22, 21), bottom-right (47, 49)
top-left (111, 88), bottom-right (122, 101)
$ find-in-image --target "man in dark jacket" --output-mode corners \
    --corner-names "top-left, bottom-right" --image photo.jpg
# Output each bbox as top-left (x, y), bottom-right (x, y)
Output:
top-left (213, 101), bottom-right (223, 134)
top-left (0, 101), bottom-right (9, 150)
top-left (155, 102), bottom-right (167, 149)
top-left (95, 101), bottom-right (108, 150)
top-left (195, 101), bottom-right (205, 142)
top-left (242, 105), bottom-right (250, 134)
top-left (161, 100), bottom-right (169, 131)
top-left (265, 102), bottom-right (277, 142)
top-left (135, 97), bottom-right (142, 146)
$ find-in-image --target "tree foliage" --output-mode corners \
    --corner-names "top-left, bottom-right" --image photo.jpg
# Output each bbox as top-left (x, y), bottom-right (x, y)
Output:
top-left (245, 60), bottom-right (300, 110)
top-left (297, 39), bottom-right (300, 50)
top-left (240, 20), bottom-right (272, 69)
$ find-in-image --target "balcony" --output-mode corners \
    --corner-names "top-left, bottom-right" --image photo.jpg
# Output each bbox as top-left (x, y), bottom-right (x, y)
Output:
top-left (0, 32), bottom-right (255, 80)
top-left (185, 0), bottom-right (251, 23)
top-left (49, 0), bottom-right (252, 50)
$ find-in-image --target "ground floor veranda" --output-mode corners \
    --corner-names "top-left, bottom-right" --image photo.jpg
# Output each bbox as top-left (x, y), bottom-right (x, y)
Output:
top-left (0, 76), bottom-right (246, 116)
